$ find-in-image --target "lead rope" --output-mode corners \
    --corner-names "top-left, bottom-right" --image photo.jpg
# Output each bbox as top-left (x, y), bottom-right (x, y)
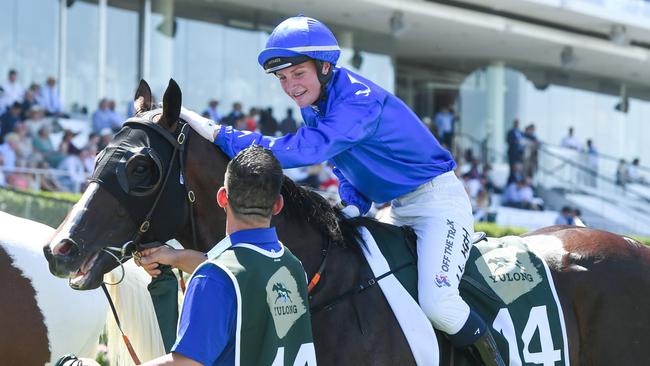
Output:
top-left (101, 283), bottom-right (142, 365)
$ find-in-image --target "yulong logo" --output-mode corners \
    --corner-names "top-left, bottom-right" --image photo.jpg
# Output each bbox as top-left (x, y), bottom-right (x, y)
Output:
top-left (266, 267), bottom-right (307, 338)
top-left (273, 282), bottom-right (293, 304)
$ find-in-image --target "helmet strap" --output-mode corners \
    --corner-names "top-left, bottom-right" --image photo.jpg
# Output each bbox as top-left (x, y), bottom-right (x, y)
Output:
top-left (313, 60), bottom-right (333, 106)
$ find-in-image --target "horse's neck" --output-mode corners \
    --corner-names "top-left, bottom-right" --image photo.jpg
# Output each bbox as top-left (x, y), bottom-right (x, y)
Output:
top-left (175, 221), bottom-right (224, 253)
top-left (177, 132), bottom-right (227, 252)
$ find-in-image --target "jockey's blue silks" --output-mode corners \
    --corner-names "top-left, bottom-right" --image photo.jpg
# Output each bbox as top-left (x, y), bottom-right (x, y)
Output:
top-left (214, 66), bottom-right (455, 205)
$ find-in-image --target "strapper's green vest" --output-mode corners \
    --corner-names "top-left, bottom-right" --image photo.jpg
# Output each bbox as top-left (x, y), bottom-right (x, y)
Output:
top-left (196, 243), bottom-right (316, 366)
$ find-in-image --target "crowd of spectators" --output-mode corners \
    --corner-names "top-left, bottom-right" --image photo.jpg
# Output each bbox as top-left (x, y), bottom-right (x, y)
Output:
top-left (458, 149), bottom-right (496, 222)
top-left (3, 67), bottom-right (647, 228)
top-left (199, 100), bottom-right (339, 193)
top-left (0, 69), bottom-right (99, 193)
top-left (502, 119), bottom-right (544, 211)
top-left (0, 73), bottom-right (321, 195)
top-left (616, 157), bottom-right (646, 188)
top-left (558, 126), bottom-right (650, 189)
top-left (202, 100), bottom-right (300, 137)
top-left (554, 205), bottom-right (583, 226)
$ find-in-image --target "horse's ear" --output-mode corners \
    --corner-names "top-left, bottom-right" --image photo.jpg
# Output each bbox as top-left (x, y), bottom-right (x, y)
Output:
top-left (160, 79), bottom-right (181, 129)
top-left (133, 79), bottom-right (153, 115)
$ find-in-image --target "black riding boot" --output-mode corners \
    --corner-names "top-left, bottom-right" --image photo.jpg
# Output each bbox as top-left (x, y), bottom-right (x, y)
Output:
top-left (467, 328), bottom-right (505, 366)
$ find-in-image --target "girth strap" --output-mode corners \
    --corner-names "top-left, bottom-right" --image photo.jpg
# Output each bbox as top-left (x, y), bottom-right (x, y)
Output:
top-left (310, 260), bottom-right (415, 314)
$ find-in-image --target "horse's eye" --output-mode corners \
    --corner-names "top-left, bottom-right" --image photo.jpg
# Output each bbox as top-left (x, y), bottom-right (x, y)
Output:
top-left (124, 153), bottom-right (162, 196)
top-left (134, 163), bottom-right (148, 175)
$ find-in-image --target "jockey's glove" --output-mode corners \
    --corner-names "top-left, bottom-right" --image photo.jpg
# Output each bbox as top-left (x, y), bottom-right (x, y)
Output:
top-left (340, 203), bottom-right (361, 218)
top-left (180, 106), bottom-right (220, 142)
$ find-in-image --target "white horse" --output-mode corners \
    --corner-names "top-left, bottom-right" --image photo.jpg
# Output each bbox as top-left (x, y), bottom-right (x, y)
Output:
top-left (0, 211), bottom-right (166, 365)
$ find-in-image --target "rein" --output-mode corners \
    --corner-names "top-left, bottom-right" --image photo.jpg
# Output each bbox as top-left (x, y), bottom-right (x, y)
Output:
top-left (307, 239), bottom-right (331, 293)
top-left (97, 114), bottom-right (198, 365)
top-left (101, 283), bottom-right (142, 365)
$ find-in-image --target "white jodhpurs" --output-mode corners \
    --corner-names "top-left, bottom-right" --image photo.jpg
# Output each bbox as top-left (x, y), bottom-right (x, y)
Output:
top-left (380, 171), bottom-right (475, 335)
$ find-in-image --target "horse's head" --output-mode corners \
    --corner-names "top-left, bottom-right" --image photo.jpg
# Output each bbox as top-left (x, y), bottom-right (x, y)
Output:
top-left (43, 79), bottom-right (209, 290)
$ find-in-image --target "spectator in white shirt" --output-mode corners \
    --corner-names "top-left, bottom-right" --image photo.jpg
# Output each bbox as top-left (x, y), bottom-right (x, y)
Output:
top-left (40, 77), bottom-right (65, 117)
top-left (0, 70), bottom-right (25, 111)
top-left (502, 177), bottom-right (540, 210)
top-left (0, 132), bottom-right (19, 172)
top-left (627, 158), bottom-right (646, 184)
top-left (92, 99), bottom-right (122, 134)
top-left (57, 149), bottom-right (87, 193)
top-left (560, 127), bottom-right (581, 150)
top-left (434, 106), bottom-right (454, 148)
top-left (24, 105), bottom-right (48, 138)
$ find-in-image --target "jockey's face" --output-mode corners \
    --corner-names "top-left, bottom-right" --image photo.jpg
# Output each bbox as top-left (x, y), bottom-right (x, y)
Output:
top-left (276, 61), bottom-right (329, 108)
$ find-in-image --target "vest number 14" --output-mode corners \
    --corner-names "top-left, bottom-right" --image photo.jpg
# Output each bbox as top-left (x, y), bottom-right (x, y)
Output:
top-left (493, 305), bottom-right (562, 366)
top-left (272, 342), bottom-right (317, 366)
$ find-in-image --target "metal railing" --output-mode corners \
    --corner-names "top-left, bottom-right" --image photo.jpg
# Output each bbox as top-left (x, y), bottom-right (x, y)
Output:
top-left (454, 132), bottom-right (650, 235)
top-left (1, 166), bottom-right (90, 194)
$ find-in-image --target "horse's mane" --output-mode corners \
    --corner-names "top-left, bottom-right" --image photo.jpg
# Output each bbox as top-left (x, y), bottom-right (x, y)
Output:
top-left (278, 177), bottom-right (365, 251)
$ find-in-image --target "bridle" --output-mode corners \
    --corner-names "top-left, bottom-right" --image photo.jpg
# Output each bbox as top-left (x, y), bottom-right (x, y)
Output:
top-left (93, 111), bottom-right (198, 365)
top-left (99, 112), bottom-right (199, 275)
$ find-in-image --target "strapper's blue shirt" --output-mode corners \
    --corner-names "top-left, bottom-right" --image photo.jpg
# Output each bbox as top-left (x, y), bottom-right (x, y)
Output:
top-left (214, 66), bottom-right (455, 203)
top-left (171, 228), bottom-right (281, 366)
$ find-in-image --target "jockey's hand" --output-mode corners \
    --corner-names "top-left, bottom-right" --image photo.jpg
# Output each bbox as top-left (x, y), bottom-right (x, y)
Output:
top-left (180, 106), bottom-right (220, 142)
top-left (338, 187), bottom-right (371, 216)
top-left (339, 202), bottom-right (361, 218)
top-left (137, 246), bottom-right (177, 278)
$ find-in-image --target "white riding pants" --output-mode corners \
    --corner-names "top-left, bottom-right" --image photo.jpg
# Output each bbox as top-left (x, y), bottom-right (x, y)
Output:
top-left (380, 171), bottom-right (475, 335)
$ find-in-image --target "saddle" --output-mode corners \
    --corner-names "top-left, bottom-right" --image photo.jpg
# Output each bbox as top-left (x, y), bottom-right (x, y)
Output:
top-left (358, 219), bottom-right (569, 366)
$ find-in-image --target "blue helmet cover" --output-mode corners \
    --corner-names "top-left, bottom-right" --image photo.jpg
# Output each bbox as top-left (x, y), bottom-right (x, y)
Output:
top-left (258, 15), bottom-right (340, 70)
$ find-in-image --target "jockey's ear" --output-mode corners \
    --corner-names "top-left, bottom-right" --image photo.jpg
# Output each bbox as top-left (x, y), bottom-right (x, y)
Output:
top-left (271, 194), bottom-right (284, 216)
top-left (320, 62), bottom-right (331, 76)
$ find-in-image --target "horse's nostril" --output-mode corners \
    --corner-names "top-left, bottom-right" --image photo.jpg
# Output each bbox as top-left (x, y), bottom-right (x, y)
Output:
top-left (52, 239), bottom-right (80, 257)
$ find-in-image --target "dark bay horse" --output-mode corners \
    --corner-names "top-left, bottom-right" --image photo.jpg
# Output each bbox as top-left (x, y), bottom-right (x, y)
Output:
top-left (44, 79), bottom-right (650, 365)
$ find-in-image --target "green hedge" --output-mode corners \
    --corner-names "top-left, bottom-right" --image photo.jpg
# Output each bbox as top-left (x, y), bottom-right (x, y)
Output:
top-left (474, 222), bottom-right (528, 237)
top-left (0, 187), bottom-right (76, 228)
top-left (475, 222), bottom-right (650, 246)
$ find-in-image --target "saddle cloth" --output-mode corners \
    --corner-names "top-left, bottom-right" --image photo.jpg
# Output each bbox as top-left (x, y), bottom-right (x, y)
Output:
top-left (359, 220), bottom-right (570, 366)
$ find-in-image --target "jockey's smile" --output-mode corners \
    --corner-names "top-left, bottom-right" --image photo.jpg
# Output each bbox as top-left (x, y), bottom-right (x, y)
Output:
top-left (275, 61), bottom-right (331, 108)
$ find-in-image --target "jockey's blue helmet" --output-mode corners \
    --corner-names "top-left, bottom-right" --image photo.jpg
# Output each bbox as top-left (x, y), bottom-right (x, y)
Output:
top-left (258, 15), bottom-right (341, 74)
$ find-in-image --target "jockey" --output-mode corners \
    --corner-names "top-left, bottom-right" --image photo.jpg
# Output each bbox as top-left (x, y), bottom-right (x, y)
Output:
top-left (181, 15), bottom-right (503, 365)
